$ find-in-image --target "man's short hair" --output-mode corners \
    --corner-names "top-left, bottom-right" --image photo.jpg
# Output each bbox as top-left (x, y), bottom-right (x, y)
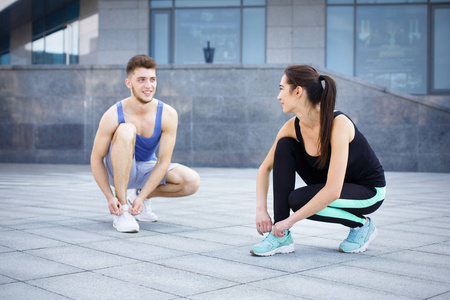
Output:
top-left (126, 55), bottom-right (157, 77)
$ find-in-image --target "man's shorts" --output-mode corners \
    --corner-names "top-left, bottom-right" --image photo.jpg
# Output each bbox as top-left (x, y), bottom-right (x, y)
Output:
top-left (104, 146), bottom-right (181, 189)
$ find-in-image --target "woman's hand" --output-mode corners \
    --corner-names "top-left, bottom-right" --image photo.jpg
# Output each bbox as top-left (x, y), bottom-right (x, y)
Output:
top-left (272, 218), bottom-right (294, 237)
top-left (256, 209), bottom-right (273, 235)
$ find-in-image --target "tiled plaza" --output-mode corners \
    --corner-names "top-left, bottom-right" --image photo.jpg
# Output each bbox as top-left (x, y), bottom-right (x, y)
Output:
top-left (0, 163), bottom-right (449, 299)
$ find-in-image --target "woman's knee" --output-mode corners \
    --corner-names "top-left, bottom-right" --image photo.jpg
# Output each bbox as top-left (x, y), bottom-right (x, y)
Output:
top-left (288, 185), bottom-right (323, 212)
top-left (275, 137), bottom-right (298, 156)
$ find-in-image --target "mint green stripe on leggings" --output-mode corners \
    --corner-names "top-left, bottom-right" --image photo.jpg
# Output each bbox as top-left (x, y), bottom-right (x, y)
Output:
top-left (315, 187), bottom-right (386, 226)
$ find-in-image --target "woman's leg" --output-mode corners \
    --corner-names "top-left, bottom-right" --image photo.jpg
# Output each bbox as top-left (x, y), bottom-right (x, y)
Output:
top-left (272, 137), bottom-right (326, 223)
top-left (288, 183), bottom-right (385, 228)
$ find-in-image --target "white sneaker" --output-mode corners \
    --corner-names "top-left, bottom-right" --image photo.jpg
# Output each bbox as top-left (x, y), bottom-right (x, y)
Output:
top-left (113, 205), bottom-right (139, 233)
top-left (127, 189), bottom-right (158, 222)
top-left (137, 199), bottom-right (158, 222)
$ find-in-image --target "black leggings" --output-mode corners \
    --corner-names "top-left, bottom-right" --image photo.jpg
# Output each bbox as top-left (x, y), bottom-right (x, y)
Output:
top-left (273, 137), bottom-right (384, 228)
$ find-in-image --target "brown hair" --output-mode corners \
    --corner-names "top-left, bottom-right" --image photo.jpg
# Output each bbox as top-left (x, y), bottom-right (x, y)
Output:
top-left (284, 65), bottom-right (337, 169)
top-left (126, 55), bottom-right (157, 77)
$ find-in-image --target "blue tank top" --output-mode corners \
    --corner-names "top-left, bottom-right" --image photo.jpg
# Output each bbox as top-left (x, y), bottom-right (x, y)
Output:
top-left (116, 100), bottom-right (163, 162)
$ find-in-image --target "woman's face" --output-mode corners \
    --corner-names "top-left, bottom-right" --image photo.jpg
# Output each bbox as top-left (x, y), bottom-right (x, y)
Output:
top-left (277, 75), bottom-right (299, 114)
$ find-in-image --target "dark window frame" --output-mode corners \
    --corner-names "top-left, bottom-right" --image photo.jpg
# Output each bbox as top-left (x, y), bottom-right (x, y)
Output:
top-left (149, 0), bottom-right (267, 64)
top-left (326, 0), bottom-right (450, 95)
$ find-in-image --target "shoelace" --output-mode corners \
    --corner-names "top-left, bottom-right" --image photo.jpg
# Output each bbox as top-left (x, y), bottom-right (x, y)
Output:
top-left (122, 211), bottom-right (134, 221)
top-left (142, 200), bottom-right (151, 214)
top-left (347, 227), bottom-right (362, 241)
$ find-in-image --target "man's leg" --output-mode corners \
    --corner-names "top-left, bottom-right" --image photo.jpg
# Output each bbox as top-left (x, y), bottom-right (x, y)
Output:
top-left (143, 165), bottom-right (200, 198)
top-left (111, 123), bottom-right (136, 204)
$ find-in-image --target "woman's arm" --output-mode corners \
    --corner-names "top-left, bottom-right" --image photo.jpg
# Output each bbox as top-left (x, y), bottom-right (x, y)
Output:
top-left (256, 117), bottom-right (297, 235)
top-left (272, 115), bottom-right (354, 237)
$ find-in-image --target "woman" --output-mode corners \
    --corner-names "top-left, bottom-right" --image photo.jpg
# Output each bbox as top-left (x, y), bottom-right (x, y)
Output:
top-left (251, 65), bottom-right (385, 256)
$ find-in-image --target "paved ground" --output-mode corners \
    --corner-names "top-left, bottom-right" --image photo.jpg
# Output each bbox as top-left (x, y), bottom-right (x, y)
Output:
top-left (0, 163), bottom-right (449, 300)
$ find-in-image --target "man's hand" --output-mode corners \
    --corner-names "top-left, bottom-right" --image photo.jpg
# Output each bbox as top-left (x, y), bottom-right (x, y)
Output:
top-left (130, 197), bottom-right (144, 215)
top-left (108, 197), bottom-right (123, 216)
top-left (256, 209), bottom-right (273, 236)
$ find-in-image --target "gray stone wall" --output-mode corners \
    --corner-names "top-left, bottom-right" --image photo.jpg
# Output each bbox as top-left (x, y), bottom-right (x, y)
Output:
top-left (267, 0), bottom-right (325, 66)
top-left (0, 64), bottom-right (449, 172)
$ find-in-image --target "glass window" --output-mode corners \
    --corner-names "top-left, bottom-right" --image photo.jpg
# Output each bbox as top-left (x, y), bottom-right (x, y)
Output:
top-left (66, 21), bottom-right (79, 64)
top-left (242, 7), bottom-right (265, 64)
top-left (174, 8), bottom-right (240, 64)
top-left (32, 0), bottom-right (79, 64)
top-left (152, 10), bottom-right (171, 64)
top-left (32, 38), bottom-right (45, 64)
top-left (151, 0), bottom-right (172, 8)
top-left (355, 5), bottom-right (427, 94)
top-left (244, 0), bottom-right (266, 5)
top-left (432, 6), bottom-right (450, 91)
top-left (357, 0), bottom-right (425, 3)
top-left (0, 35), bottom-right (9, 65)
top-left (0, 53), bottom-right (9, 65)
top-left (326, 6), bottom-right (354, 76)
top-left (151, 1), bottom-right (265, 64)
top-left (175, 0), bottom-right (240, 7)
top-left (328, 0), bottom-right (354, 3)
top-left (45, 29), bottom-right (64, 64)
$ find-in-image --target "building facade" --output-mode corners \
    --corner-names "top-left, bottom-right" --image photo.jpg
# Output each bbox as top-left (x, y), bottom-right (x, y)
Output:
top-left (0, 0), bottom-right (449, 171)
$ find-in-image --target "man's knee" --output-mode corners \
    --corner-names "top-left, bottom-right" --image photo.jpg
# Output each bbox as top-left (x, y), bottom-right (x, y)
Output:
top-left (113, 123), bottom-right (136, 144)
top-left (181, 168), bottom-right (200, 196)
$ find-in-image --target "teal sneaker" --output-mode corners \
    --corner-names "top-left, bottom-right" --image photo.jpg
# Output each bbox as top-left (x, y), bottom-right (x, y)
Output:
top-left (250, 230), bottom-right (295, 256)
top-left (339, 217), bottom-right (378, 253)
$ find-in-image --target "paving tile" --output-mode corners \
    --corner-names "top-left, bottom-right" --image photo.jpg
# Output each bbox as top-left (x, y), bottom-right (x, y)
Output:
top-left (0, 282), bottom-right (68, 300)
top-left (0, 230), bottom-right (67, 251)
top-left (158, 254), bottom-right (287, 283)
top-left (301, 264), bottom-right (449, 299)
top-left (25, 226), bottom-right (112, 244)
top-left (0, 274), bottom-right (16, 284)
top-left (25, 244), bottom-right (139, 270)
top-left (380, 250), bottom-right (450, 269)
top-left (131, 233), bottom-right (233, 253)
top-left (172, 228), bottom-right (255, 246)
top-left (0, 252), bottom-right (82, 281)
top-left (29, 271), bottom-right (174, 300)
top-left (189, 284), bottom-right (304, 300)
top-left (343, 256), bottom-right (450, 284)
top-left (0, 164), bottom-right (449, 299)
top-left (82, 239), bottom-right (189, 262)
top-left (204, 244), bottom-right (362, 273)
top-left (250, 273), bottom-right (410, 300)
top-left (414, 243), bottom-right (450, 256)
top-left (95, 262), bottom-right (236, 297)
top-left (430, 291), bottom-right (450, 300)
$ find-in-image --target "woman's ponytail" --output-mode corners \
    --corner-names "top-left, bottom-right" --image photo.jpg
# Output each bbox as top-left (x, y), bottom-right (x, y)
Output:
top-left (284, 65), bottom-right (337, 169)
top-left (317, 75), bottom-right (336, 169)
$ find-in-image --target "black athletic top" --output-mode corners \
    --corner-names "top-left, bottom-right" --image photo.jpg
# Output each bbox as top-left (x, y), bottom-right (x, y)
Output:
top-left (294, 111), bottom-right (386, 188)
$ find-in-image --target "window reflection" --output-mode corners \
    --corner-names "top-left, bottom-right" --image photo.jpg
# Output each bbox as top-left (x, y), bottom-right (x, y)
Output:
top-left (31, 0), bottom-right (79, 65)
top-left (326, 6), bottom-right (354, 76)
top-left (151, 0), bottom-right (266, 64)
top-left (174, 8), bottom-right (240, 64)
top-left (433, 7), bottom-right (450, 91)
top-left (356, 5), bottom-right (427, 94)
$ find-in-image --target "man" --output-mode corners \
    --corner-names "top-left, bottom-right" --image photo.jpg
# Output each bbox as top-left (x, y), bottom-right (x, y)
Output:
top-left (91, 54), bottom-right (200, 233)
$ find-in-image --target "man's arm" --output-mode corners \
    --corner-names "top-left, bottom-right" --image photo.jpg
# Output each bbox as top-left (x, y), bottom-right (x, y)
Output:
top-left (90, 107), bottom-right (122, 215)
top-left (130, 104), bottom-right (178, 214)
